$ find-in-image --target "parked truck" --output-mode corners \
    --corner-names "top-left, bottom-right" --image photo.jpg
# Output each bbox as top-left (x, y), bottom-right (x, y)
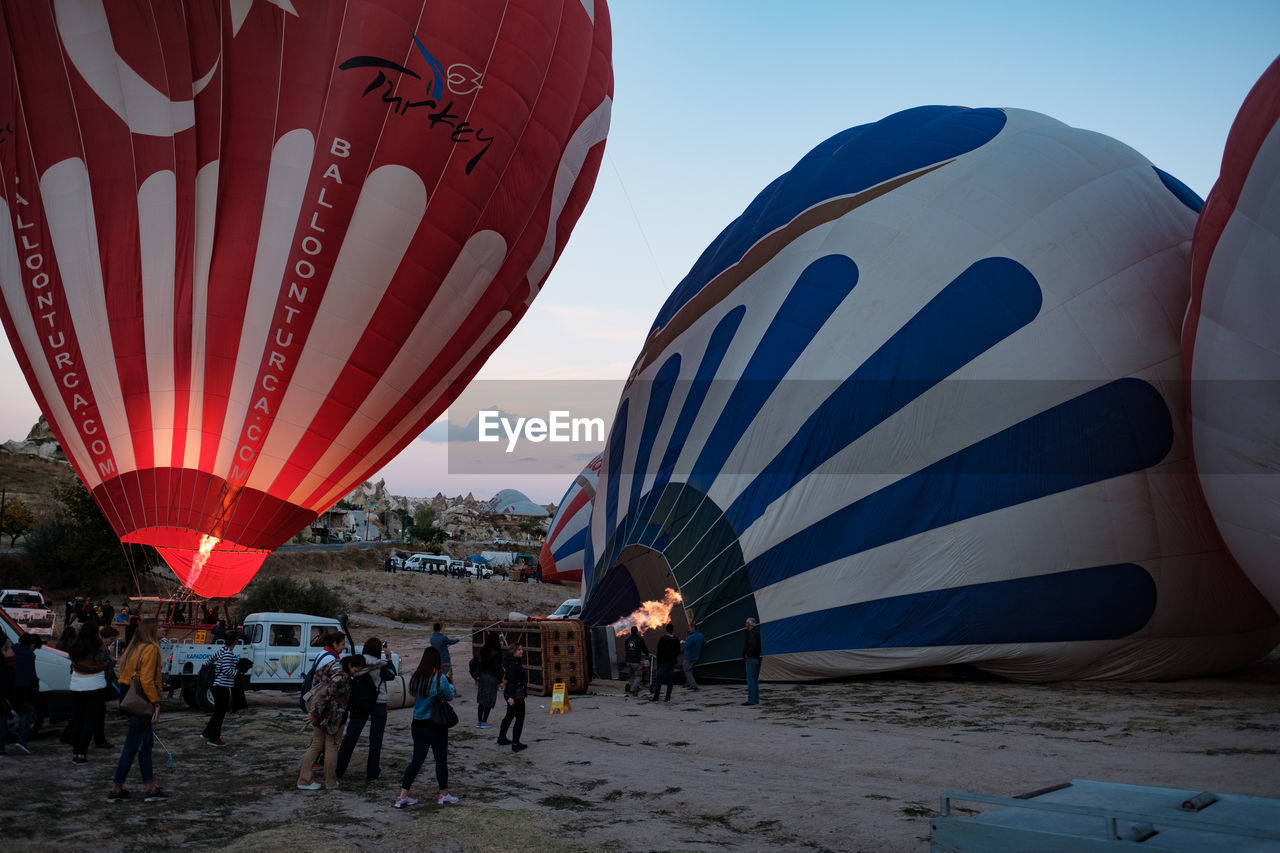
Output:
top-left (160, 612), bottom-right (403, 711)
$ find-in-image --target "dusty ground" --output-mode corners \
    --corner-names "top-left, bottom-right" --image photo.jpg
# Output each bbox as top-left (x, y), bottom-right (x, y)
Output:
top-left (3, 565), bottom-right (1279, 852)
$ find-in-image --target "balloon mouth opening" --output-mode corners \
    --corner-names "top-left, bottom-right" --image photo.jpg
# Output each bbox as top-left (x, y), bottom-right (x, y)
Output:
top-left (123, 527), bottom-right (270, 597)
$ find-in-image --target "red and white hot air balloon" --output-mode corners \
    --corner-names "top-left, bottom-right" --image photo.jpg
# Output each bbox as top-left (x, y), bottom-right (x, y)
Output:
top-left (1183, 56), bottom-right (1280, 613)
top-left (0, 0), bottom-right (613, 596)
top-left (539, 453), bottom-right (602, 586)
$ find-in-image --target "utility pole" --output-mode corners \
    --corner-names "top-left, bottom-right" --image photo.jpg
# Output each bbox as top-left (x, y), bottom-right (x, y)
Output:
top-left (0, 487), bottom-right (6, 545)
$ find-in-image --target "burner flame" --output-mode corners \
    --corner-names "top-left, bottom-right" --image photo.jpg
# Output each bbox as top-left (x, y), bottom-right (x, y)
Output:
top-left (613, 589), bottom-right (683, 636)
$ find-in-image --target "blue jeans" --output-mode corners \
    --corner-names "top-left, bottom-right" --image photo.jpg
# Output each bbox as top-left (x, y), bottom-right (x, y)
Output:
top-left (401, 721), bottom-right (448, 792)
top-left (336, 701), bottom-right (387, 780)
top-left (745, 658), bottom-right (761, 704)
top-left (113, 713), bottom-right (155, 786)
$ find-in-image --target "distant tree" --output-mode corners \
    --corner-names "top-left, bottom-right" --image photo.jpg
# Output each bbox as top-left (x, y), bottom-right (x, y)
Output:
top-left (234, 575), bottom-right (344, 624)
top-left (25, 479), bottom-right (149, 591)
top-left (1, 496), bottom-right (36, 547)
top-left (408, 506), bottom-right (445, 545)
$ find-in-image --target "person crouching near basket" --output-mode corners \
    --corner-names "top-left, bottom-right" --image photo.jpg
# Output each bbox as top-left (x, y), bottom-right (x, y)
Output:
top-left (296, 639), bottom-right (351, 791)
top-left (394, 646), bottom-right (459, 809)
top-left (107, 618), bottom-right (168, 804)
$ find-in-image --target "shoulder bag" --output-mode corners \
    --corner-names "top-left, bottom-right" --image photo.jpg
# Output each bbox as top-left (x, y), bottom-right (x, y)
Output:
top-left (427, 676), bottom-right (458, 728)
top-left (119, 674), bottom-right (153, 716)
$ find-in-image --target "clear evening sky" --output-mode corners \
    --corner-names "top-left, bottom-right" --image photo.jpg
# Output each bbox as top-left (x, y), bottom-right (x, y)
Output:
top-left (1, 1), bottom-right (1276, 504)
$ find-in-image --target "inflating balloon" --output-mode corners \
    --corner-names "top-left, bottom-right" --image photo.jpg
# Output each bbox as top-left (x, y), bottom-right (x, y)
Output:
top-left (1184, 56), bottom-right (1280, 614)
top-left (0, 0), bottom-right (613, 596)
top-left (584, 105), bottom-right (1279, 682)
top-left (539, 453), bottom-right (602, 586)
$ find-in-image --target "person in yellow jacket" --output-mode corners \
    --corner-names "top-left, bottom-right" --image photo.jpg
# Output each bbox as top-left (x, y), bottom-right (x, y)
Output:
top-left (107, 618), bottom-right (169, 803)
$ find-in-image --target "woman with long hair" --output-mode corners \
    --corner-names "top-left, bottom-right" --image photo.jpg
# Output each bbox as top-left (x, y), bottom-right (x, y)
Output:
top-left (475, 632), bottom-right (503, 728)
top-left (67, 620), bottom-right (109, 764)
top-left (108, 618), bottom-right (168, 803)
top-left (335, 636), bottom-right (396, 782)
top-left (395, 645), bottom-right (458, 809)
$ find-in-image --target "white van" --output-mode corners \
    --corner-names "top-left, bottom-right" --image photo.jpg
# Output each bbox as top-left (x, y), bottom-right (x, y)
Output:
top-left (545, 598), bottom-right (582, 620)
top-left (403, 553), bottom-right (450, 574)
top-left (0, 588), bottom-right (55, 639)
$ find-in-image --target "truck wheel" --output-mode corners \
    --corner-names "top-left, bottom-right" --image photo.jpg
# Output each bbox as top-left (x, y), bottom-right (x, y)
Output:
top-left (4, 701), bottom-right (44, 739)
top-left (182, 684), bottom-right (199, 708)
top-left (195, 685), bottom-right (216, 713)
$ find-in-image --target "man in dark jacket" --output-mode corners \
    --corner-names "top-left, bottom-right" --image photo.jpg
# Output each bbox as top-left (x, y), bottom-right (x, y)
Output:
top-left (650, 623), bottom-right (681, 703)
top-left (496, 644), bottom-right (528, 752)
top-left (742, 617), bottom-right (762, 706)
top-left (623, 626), bottom-right (648, 697)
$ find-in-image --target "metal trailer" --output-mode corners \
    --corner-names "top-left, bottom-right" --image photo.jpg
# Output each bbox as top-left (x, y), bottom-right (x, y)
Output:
top-left (932, 779), bottom-right (1280, 852)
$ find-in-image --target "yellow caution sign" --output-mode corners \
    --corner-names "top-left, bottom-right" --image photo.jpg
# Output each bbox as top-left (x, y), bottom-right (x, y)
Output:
top-left (549, 682), bottom-right (572, 714)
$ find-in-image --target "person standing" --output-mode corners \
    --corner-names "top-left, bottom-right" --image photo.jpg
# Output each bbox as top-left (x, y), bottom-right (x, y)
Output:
top-left (296, 634), bottom-right (350, 791)
top-left (496, 642), bottom-right (528, 752)
top-left (622, 626), bottom-right (648, 697)
top-left (430, 623), bottom-right (460, 684)
top-left (108, 618), bottom-right (168, 803)
top-left (337, 637), bottom-right (396, 782)
top-left (474, 632), bottom-right (503, 729)
top-left (682, 622), bottom-right (705, 690)
top-left (395, 646), bottom-right (458, 809)
top-left (742, 617), bottom-right (762, 706)
top-left (67, 622), bottom-right (109, 764)
top-left (202, 631), bottom-right (240, 747)
top-left (9, 634), bottom-right (40, 753)
top-left (650, 623), bottom-right (680, 703)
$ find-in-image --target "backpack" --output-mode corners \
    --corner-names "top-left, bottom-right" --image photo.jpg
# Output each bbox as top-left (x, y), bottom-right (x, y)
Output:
top-left (468, 656), bottom-right (480, 680)
top-left (298, 651), bottom-right (334, 712)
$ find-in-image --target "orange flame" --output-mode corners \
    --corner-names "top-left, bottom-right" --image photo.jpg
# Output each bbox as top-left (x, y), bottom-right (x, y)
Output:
top-left (613, 588), bottom-right (683, 636)
top-left (187, 533), bottom-right (220, 586)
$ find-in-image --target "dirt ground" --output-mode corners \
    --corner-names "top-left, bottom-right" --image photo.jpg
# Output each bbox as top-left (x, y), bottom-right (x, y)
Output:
top-left (4, 567), bottom-right (1279, 852)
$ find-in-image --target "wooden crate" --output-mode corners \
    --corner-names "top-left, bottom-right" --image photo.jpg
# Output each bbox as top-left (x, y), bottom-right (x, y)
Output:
top-left (470, 619), bottom-right (589, 696)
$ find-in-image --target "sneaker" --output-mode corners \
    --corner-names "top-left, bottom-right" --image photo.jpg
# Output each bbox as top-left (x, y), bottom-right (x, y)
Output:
top-left (394, 795), bottom-right (418, 809)
top-left (332, 782), bottom-right (340, 790)
top-left (511, 743), bottom-right (528, 753)
top-left (72, 755), bottom-right (88, 765)
top-left (496, 736), bottom-right (511, 745)
top-left (106, 789), bottom-right (130, 803)
top-left (478, 722), bottom-right (490, 729)
top-left (14, 743), bottom-right (30, 754)
top-left (144, 789), bottom-right (169, 802)
top-left (475, 721), bottom-right (484, 728)
top-left (437, 793), bottom-right (459, 805)
top-left (207, 739), bottom-right (227, 747)
top-left (297, 781), bottom-right (323, 791)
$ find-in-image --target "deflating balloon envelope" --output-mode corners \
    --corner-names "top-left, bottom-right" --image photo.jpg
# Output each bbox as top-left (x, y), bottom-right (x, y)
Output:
top-left (0, 0), bottom-right (613, 596)
top-left (583, 105), bottom-right (1279, 682)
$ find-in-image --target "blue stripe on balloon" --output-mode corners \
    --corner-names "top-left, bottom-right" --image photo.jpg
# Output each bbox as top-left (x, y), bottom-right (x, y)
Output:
top-left (764, 564), bottom-right (1157, 653)
top-left (602, 399), bottom-right (630, 548)
top-left (628, 355), bottom-right (682, 517)
top-left (620, 306), bottom-right (747, 566)
top-left (687, 254), bottom-right (860, 495)
top-left (748, 378), bottom-right (1174, 590)
top-left (552, 527), bottom-right (588, 562)
top-left (727, 257), bottom-right (1041, 533)
top-left (653, 106), bottom-right (1007, 333)
top-left (1153, 167), bottom-right (1204, 214)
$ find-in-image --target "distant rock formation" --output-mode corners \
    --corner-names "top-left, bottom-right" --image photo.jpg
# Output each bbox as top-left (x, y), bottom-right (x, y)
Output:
top-left (1, 415), bottom-right (68, 463)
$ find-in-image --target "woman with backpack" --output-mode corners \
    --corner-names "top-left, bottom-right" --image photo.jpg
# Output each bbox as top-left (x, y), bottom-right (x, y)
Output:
top-left (335, 636), bottom-right (396, 782)
top-left (395, 646), bottom-right (458, 809)
top-left (296, 632), bottom-right (349, 791)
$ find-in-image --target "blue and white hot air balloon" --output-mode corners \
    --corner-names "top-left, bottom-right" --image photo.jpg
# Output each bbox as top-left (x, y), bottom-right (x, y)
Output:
top-left (582, 105), bottom-right (1280, 683)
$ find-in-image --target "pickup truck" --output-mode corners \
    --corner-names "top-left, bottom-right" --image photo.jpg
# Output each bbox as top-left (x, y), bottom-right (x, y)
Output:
top-left (0, 588), bottom-right (55, 639)
top-left (161, 612), bottom-right (402, 711)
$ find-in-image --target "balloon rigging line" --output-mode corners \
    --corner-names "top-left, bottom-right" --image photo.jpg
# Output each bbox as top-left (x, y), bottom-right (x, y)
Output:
top-left (607, 150), bottom-right (669, 291)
